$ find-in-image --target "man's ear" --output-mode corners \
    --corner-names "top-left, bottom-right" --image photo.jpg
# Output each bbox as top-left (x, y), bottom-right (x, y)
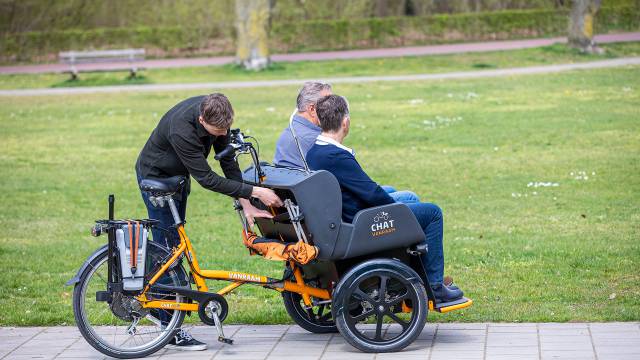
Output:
top-left (198, 116), bottom-right (205, 125)
top-left (342, 115), bottom-right (350, 133)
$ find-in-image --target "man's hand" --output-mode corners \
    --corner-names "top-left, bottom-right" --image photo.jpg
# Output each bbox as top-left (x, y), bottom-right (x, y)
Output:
top-left (238, 198), bottom-right (274, 228)
top-left (251, 186), bottom-right (284, 208)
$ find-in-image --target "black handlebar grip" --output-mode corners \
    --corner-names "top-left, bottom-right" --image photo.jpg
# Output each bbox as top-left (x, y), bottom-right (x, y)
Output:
top-left (214, 144), bottom-right (235, 160)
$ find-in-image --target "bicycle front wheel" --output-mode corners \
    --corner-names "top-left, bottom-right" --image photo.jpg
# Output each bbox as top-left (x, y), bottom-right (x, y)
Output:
top-left (72, 243), bottom-right (187, 359)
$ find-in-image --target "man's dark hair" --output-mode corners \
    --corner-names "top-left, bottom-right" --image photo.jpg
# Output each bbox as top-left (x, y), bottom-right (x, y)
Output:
top-left (200, 93), bottom-right (234, 128)
top-left (316, 95), bottom-right (349, 132)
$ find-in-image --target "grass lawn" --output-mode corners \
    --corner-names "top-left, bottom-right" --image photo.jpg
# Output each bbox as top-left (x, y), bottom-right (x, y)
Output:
top-left (0, 65), bottom-right (638, 326)
top-left (1, 42), bottom-right (639, 90)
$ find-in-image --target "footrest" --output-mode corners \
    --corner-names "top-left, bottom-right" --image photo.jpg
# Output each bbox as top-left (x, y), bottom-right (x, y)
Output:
top-left (431, 297), bottom-right (473, 313)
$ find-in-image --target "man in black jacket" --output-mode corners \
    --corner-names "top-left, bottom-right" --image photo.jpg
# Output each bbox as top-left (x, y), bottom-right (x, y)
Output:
top-left (136, 93), bottom-right (282, 350)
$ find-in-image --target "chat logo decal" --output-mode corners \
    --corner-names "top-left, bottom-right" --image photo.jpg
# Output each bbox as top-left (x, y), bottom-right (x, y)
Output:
top-left (371, 211), bottom-right (396, 237)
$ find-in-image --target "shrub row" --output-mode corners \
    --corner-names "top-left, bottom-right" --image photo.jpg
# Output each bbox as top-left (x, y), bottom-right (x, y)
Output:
top-left (1, 5), bottom-right (638, 63)
top-left (271, 6), bottom-right (640, 52)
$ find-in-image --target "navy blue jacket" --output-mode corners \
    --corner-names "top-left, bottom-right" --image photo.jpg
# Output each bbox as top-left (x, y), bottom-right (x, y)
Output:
top-left (306, 143), bottom-right (394, 222)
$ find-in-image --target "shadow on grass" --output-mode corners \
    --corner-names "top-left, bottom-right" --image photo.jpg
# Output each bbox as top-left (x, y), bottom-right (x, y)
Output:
top-left (51, 74), bottom-right (152, 88)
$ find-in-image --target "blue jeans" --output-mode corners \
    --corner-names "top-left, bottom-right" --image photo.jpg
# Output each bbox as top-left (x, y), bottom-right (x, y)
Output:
top-left (381, 185), bottom-right (421, 204)
top-left (136, 173), bottom-right (188, 326)
top-left (137, 173), bottom-right (188, 249)
top-left (406, 202), bottom-right (444, 285)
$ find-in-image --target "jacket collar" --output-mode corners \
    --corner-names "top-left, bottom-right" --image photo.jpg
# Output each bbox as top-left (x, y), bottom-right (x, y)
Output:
top-left (316, 134), bottom-right (355, 155)
top-left (196, 119), bottom-right (211, 138)
top-left (293, 114), bottom-right (321, 131)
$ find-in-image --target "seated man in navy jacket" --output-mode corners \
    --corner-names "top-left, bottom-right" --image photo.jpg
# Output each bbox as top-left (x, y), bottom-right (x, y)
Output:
top-left (274, 81), bottom-right (420, 204)
top-left (306, 94), bottom-right (463, 303)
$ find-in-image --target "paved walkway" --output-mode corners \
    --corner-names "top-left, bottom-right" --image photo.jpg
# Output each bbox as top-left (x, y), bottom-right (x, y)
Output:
top-left (1, 32), bottom-right (639, 75)
top-left (1, 323), bottom-right (639, 360)
top-left (1, 57), bottom-right (639, 97)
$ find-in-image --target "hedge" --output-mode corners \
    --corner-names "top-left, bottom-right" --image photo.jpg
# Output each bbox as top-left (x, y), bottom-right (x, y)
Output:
top-left (271, 6), bottom-right (640, 52)
top-left (1, 5), bottom-right (638, 63)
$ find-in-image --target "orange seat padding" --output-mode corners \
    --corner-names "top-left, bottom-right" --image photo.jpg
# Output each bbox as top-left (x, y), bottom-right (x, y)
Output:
top-left (242, 231), bottom-right (318, 265)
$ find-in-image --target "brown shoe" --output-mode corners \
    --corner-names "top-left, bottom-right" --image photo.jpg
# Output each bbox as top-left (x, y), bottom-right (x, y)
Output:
top-left (444, 276), bottom-right (459, 291)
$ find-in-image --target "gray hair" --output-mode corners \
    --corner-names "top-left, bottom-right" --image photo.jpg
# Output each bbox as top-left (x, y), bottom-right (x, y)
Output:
top-left (316, 95), bottom-right (349, 133)
top-left (296, 82), bottom-right (332, 112)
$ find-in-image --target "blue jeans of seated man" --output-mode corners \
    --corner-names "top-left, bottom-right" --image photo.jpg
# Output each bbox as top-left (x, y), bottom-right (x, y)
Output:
top-left (406, 202), bottom-right (444, 285)
top-left (137, 173), bottom-right (188, 326)
top-left (381, 185), bottom-right (420, 204)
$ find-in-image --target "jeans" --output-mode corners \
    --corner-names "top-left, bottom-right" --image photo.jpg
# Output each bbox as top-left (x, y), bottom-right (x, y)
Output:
top-left (136, 173), bottom-right (188, 326)
top-left (381, 185), bottom-right (420, 204)
top-left (406, 202), bottom-right (444, 285)
top-left (137, 173), bottom-right (188, 250)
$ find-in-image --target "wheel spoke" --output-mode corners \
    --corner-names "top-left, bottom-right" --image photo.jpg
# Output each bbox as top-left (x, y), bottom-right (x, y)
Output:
top-left (378, 275), bottom-right (388, 301)
top-left (316, 304), bottom-right (325, 319)
top-left (351, 309), bottom-right (375, 322)
top-left (374, 314), bottom-right (384, 340)
top-left (386, 311), bottom-right (409, 330)
top-left (387, 292), bottom-right (410, 307)
top-left (353, 289), bottom-right (375, 305)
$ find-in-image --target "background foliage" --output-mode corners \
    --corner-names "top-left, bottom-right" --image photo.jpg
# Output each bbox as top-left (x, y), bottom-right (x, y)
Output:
top-left (1, 0), bottom-right (638, 63)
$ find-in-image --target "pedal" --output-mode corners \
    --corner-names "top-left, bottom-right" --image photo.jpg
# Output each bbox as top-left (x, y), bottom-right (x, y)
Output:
top-left (218, 336), bottom-right (234, 344)
top-left (212, 308), bottom-right (233, 345)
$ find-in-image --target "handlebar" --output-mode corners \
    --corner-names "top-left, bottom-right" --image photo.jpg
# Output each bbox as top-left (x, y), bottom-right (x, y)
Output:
top-left (214, 128), bottom-right (265, 181)
top-left (214, 144), bottom-right (235, 160)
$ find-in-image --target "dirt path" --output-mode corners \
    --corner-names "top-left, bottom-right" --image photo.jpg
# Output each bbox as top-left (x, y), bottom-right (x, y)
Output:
top-left (1, 32), bottom-right (639, 75)
top-left (1, 57), bottom-right (638, 97)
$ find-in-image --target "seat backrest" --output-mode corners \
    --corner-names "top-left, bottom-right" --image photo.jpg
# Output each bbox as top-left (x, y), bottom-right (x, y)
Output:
top-left (242, 166), bottom-right (343, 254)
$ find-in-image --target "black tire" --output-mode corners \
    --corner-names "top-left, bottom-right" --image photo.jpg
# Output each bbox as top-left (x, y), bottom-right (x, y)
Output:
top-left (282, 291), bottom-right (337, 333)
top-left (72, 243), bottom-right (187, 359)
top-left (332, 259), bottom-right (427, 353)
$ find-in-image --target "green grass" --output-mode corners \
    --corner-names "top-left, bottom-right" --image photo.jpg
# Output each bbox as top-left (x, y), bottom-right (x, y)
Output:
top-left (1, 42), bottom-right (640, 90)
top-left (0, 65), bottom-right (638, 326)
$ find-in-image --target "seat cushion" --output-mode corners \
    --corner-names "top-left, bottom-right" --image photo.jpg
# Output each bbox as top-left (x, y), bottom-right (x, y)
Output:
top-left (139, 176), bottom-right (186, 194)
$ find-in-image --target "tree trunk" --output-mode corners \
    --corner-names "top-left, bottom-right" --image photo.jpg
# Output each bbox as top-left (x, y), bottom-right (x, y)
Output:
top-left (568, 0), bottom-right (602, 53)
top-left (235, 0), bottom-right (271, 71)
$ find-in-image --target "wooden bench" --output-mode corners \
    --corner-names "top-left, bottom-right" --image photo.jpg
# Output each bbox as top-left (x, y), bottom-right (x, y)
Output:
top-left (58, 49), bottom-right (145, 80)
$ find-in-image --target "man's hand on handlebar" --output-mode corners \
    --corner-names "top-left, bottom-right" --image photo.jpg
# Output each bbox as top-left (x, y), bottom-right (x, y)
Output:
top-left (251, 187), bottom-right (284, 208)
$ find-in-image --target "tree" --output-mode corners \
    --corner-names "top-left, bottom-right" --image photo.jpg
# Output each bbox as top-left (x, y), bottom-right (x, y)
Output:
top-left (235, 0), bottom-right (272, 71)
top-left (568, 0), bottom-right (602, 53)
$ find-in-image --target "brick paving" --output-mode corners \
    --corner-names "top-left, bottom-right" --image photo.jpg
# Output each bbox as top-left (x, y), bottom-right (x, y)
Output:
top-left (1, 323), bottom-right (639, 360)
top-left (1, 32), bottom-right (638, 75)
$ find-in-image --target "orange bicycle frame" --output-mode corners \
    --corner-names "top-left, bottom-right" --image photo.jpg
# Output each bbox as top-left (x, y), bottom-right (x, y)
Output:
top-left (137, 224), bottom-right (330, 311)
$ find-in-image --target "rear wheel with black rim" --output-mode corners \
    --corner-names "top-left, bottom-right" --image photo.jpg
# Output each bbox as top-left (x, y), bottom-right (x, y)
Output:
top-left (332, 259), bottom-right (427, 353)
top-left (72, 243), bottom-right (188, 359)
top-left (282, 290), bottom-right (337, 333)
top-left (281, 269), bottom-right (337, 333)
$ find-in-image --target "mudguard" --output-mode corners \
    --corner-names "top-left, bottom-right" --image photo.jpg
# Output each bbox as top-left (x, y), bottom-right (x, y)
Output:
top-left (65, 245), bottom-right (109, 286)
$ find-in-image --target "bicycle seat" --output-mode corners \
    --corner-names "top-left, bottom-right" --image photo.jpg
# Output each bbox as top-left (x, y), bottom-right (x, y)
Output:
top-left (139, 176), bottom-right (186, 194)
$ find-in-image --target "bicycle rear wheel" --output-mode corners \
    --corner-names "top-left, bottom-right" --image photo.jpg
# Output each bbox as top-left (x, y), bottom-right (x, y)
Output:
top-left (72, 243), bottom-right (187, 359)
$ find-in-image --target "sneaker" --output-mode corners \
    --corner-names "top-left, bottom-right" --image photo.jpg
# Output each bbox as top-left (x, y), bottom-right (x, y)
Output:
top-left (431, 282), bottom-right (463, 303)
top-left (166, 329), bottom-right (207, 351)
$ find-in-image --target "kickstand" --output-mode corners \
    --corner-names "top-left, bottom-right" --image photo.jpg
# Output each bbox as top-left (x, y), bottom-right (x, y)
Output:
top-left (212, 311), bottom-right (233, 345)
